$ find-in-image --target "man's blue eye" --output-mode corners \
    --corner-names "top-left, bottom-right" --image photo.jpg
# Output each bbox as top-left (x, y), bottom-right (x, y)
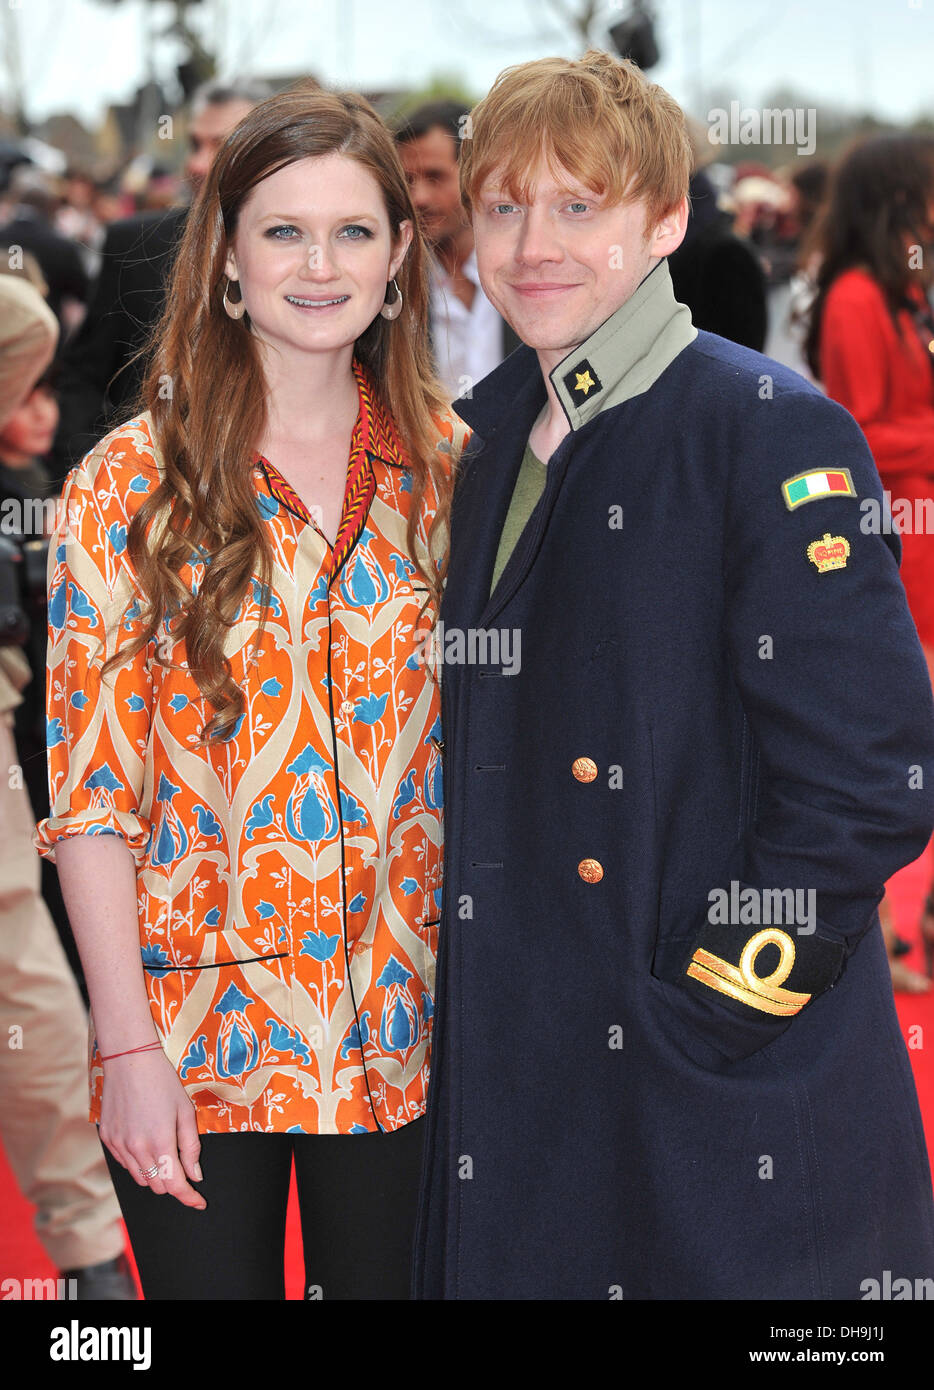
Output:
top-left (492, 204), bottom-right (515, 215)
top-left (568, 202), bottom-right (589, 213)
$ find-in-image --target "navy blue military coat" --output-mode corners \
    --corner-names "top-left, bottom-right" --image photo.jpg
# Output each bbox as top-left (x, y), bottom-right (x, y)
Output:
top-left (413, 261), bottom-right (934, 1300)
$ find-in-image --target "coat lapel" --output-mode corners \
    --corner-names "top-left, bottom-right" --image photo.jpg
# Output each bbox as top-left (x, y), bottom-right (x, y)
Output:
top-left (444, 261), bottom-right (697, 632)
top-left (443, 347), bottom-right (547, 631)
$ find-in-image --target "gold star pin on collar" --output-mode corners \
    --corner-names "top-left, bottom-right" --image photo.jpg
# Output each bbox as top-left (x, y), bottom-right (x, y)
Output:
top-left (562, 358), bottom-right (603, 404)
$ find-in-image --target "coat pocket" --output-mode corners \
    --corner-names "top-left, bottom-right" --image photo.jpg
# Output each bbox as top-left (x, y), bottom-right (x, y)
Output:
top-left (648, 944), bottom-right (795, 1068)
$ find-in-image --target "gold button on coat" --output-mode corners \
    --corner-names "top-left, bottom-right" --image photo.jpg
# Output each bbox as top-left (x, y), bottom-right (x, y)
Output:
top-left (572, 757), bottom-right (598, 782)
top-left (578, 858), bottom-right (604, 883)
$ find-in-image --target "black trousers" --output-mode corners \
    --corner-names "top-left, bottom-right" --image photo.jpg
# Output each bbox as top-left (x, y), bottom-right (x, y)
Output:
top-left (100, 1117), bottom-right (425, 1300)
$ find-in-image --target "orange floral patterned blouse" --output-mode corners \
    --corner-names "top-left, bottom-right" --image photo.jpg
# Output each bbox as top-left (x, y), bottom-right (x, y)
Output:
top-left (35, 360), bottom-right (469, 1135)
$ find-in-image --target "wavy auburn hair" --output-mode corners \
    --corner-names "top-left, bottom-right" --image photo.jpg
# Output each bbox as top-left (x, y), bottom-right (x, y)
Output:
top-left (106, 85), bottom-right (450, 741)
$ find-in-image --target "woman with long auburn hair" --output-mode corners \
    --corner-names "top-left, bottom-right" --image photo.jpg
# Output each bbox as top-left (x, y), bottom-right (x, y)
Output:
top-left (806, 133), bottom-right (934, 993)
top-left (35, 84), bottom-right (470, 1299)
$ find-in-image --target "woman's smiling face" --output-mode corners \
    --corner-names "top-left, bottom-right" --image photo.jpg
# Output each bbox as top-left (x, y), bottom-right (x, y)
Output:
top-left (224, 151), bottom-right (412, 363)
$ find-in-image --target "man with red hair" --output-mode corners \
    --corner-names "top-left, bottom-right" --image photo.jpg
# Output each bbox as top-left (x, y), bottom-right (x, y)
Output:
top-left (414, 51), bottom-right (934, 1300)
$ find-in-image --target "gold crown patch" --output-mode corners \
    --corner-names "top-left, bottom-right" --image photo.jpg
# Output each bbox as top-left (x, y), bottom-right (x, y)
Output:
top-left (807, 532), bottom-right (850, 573)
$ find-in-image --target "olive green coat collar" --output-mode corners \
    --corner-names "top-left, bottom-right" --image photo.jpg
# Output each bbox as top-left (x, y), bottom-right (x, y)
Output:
top-left (548, 258), bottom-right (697, 430)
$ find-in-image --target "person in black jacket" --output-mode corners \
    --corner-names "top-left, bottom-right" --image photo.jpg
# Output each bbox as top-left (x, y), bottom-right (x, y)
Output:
top-left (668, 167), bottom-right (768, 350)
top-left (51, 79), bottom-right (272, 474)
top-left (0, 172), bottom-right (89, 333)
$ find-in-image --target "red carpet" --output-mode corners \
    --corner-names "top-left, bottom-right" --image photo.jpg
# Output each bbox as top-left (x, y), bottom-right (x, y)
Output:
top-left (3, 852), bottom-right (933, 1299)
top-left (0, 1131), bottom-right (306, 1299)
top-left (888, 841), bottom-right (934, 1159)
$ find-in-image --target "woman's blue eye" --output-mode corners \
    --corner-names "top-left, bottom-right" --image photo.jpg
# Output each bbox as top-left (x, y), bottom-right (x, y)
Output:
top-left (264, 223), bottom-right (373, 241)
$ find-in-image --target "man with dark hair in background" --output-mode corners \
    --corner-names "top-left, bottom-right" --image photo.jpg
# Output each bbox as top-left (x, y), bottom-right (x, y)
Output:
top-left (396, 100), bottom-right (519, 397)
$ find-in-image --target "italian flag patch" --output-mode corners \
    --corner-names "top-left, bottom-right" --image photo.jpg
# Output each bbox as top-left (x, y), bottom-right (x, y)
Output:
top-left (782, 468), bottom-right (856, 510)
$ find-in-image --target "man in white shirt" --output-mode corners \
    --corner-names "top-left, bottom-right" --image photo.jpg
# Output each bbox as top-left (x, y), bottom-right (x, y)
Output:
top-left (395, 101), bottom-right (519, 398)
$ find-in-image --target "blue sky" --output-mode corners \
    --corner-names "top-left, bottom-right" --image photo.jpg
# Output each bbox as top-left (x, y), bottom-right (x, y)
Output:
top-left (5, 0), bottom-right (934, 129)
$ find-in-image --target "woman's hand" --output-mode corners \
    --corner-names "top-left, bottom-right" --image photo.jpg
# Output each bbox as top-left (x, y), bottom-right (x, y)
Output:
top-left (54, 835), bottom-right (206, 1208)
top-left (99, 1050), bottom-right (207, 1209)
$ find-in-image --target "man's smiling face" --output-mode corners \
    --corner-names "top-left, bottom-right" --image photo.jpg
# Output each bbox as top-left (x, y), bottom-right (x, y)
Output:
top-left (472, 157), bottom-right (687, 362)
top-left (398, 126), bottom-right (467, 249)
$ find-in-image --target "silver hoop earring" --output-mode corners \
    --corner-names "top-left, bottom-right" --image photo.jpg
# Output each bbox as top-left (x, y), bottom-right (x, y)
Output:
top-left (223, 278), bottom-right (245, 320)
top-left (380, 278), bottom-right (403, 320)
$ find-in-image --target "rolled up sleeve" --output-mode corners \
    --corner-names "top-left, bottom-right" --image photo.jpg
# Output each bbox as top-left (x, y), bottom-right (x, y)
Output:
top-left (35, 455), bottom-right (154, 865)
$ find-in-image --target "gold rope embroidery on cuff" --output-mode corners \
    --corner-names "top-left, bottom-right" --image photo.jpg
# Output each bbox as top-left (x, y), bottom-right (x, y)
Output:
top-left (686, 928), bottom-right (812, 1017)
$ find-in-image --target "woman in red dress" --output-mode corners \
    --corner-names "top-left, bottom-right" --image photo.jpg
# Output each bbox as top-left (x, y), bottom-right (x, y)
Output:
top-left (807, 133), bottom-right (934, 988)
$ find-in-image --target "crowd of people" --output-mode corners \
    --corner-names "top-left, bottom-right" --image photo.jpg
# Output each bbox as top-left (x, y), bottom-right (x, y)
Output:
top-left (2, 55), bottom-right (934, 1301)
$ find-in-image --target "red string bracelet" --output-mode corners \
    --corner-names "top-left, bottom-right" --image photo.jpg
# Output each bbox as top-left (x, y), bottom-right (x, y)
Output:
top-left (100, 1042), bottom-right (164, 1062)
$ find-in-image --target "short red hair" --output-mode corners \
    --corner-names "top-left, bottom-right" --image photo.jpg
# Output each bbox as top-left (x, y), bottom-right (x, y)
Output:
top-left (459, 50), bottom-right (692, 231)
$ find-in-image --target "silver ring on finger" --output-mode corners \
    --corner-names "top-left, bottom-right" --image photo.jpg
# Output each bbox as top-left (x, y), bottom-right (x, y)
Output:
top-left (139, 1164), bottom-right (160, 1180)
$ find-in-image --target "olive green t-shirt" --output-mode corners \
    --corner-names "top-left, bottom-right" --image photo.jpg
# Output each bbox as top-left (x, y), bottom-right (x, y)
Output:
top-left (489, 443), bottom-right (547, 596)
